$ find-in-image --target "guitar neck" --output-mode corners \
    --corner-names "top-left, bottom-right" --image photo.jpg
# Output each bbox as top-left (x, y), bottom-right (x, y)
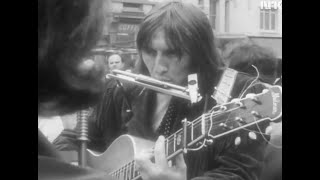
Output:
top-left (164, 100), bottom-right (239, 160)
top-left (109, 115), bottom-right (211, 180)
top-left (109, 85), bottom-right (282, 180)
top-left (164, 98), bottom-right (270, 160)
top-left (164, 117), bottom-right (206, 160)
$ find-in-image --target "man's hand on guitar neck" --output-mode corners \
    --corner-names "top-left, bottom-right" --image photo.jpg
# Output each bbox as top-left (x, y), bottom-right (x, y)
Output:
top-left (135, 136), bottom-right (187, 180)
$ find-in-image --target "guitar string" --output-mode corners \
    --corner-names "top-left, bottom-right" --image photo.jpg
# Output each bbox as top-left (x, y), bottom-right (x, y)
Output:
top-left (111, 87), bottom-right (282, 176)
top-left (110, 109), bottom-right (237, 178)
top-left (164, 102), bottom-right (280, 151)
top-left (196, 105), bottom-right (281, 148)
top-left (254, 116), bottom-right (282, 149)
top-left (163, 90), bottom-right (263, 143)
top-left (179, 115), bottom-right (283, 150)
top-left (113, 66), bottom-right (281, 177)
top-left (162, 93), bottom-right (280, 155)
top-left (236, 66), bottom-right (282, 149)
top-left (164, 105), bottom-right (257, 146)
top-left (238, 103), bottom-right (282, 148)
top-left (110, 117), bottom-right (276, 178)
top-left (164, 104), bottom-right (243, 143)
top-left (239, 65), bottom-right (260, 99)
top-left (163, 105), bottom-right (257, 151)
top-left (111, 159), bottom-right (138, 179)
top-left (164, 107), bottom-right (241, 148)
top-left (114, 124), bottom-right (280, 174)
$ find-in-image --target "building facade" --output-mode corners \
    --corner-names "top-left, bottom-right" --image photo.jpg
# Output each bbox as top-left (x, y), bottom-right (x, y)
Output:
top-left (96, 0), bottom-right (282, 59)
top-left (98, 0), bottom-right (156, 50)
top-left (93, 0), bottom-right (157, 69)
top-left (182, 0), bottom-right (282, 59)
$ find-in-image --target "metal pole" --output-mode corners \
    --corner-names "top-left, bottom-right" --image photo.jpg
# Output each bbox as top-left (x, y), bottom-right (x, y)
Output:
top-left (77, 109), bottom-right (91, 167)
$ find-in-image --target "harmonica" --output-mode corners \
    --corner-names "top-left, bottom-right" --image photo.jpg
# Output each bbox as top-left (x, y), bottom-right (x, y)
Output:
top-left (106, 69), bottom-right (197, 101)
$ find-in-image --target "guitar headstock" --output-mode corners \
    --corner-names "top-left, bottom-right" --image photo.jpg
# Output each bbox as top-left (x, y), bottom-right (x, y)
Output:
top-left (207, 85), bottom-right (282, 138)
top-left (238, 84), bottom-right (282, 122)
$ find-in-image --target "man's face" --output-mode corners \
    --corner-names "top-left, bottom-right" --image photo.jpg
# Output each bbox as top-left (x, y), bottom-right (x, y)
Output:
top-left (141, 30), bottom-right (191, 86)
top-left (108, 55), bottom-right (124, 71)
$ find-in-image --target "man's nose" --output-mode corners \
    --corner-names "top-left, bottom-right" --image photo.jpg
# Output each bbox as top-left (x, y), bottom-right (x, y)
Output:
top-left (154, 55), bottom-right (168, 74)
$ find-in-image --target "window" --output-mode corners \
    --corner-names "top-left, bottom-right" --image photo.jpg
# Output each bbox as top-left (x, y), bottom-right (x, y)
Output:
top-left (123, 3), bottom-right (142, 11)
top-left (225, 0), bottom-right (230, 32)
top-left (209, 0), bottom-right (217, 29)
top-left (123, 3), bottom-right (140, 8)
top-left (198, 0), bottom-right (204, 9)
top-left (260, 9), bottom-right (277, 31)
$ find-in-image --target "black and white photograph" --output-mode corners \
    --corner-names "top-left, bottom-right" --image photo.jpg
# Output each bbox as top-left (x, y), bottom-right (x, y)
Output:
top-left (38, 0), bottom-right (282, 179)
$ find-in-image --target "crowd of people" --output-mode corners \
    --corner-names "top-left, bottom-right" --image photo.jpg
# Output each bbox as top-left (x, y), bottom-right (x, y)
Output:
top-left (38, 0), bottom-right (282, 180)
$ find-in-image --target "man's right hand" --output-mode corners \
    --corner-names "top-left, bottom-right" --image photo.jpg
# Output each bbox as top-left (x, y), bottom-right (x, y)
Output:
top-left (135, 136), bottom-right (187, 180)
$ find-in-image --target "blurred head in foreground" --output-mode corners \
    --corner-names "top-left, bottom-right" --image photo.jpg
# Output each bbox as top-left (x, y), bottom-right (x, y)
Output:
top-left (38, 0), bottom-right (111, 116)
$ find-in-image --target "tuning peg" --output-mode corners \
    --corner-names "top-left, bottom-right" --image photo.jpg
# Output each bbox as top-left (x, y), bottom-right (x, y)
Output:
top-left (245, 93), bottom-right (255, 99)
top-left (206, 139), bottom-right (214, 145)
top-left (265, 125), bottom-right (273, 135)
top-left (235, 117), bottom-right (245, 124)
top-left (245, 93), bottom-right (261, 105)
top-left (236, 101), bottom-right (244, 108)
top-left (219, 105), bottom-right (227, 111)
top-left (235, 136), bottom-right (241, 146)
top-left (231, 98), bottom-right (245, 108)
top-left (262, 89), bottom-right (269, 94)
top-left (219, 123), bottom-right (228, 128)
top-left (231, 98), bottom-right (240, 102)
top-left (251, 111), bottom-right (262, 118)
top-left (248, 132), bottom-right (257, 140)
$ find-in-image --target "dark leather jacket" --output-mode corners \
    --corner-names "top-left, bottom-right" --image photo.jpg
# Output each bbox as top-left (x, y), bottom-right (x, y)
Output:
top-left (54, 71), bottom-right (270, 180)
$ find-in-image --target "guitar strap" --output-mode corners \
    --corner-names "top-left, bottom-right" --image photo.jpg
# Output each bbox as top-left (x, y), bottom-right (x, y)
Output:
top-left (212, 68), bottom-right (238, 105)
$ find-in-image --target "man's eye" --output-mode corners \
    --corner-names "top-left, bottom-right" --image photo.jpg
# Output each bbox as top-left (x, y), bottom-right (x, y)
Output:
top-left (145, 48), bottom-right (156, 56)
top-left (166, 50), bottom-right (179, 57)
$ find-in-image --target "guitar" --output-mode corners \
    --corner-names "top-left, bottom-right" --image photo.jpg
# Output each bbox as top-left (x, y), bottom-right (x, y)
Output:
top-left (86, 85), bottom-right (282, 180)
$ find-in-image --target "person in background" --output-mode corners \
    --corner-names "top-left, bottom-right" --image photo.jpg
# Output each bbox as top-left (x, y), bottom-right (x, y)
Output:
top-left (223, 40), bottom-right (280, 84)
top-left (38, 0), bottom-right (115, 179)
top-left (224, 41), bottom-right (282, 180)
top-left (107, 54), bottom-right (125, 71)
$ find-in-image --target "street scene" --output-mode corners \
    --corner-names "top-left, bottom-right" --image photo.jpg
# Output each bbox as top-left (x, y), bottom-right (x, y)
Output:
top-left (38, 0), bottom-right (282, 180)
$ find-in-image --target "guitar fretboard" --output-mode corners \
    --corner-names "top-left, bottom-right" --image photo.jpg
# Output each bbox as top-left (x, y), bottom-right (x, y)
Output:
top-left (108, 85), bottom-right (282, 180)
top-left (110, 104), bottom-right (240, 180)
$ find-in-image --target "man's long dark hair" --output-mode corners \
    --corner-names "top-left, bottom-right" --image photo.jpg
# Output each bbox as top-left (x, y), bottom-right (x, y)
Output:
top-left (136, 1), bottom-right (224, 96)
top-left (38, 0), bottom-right (110, 115)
